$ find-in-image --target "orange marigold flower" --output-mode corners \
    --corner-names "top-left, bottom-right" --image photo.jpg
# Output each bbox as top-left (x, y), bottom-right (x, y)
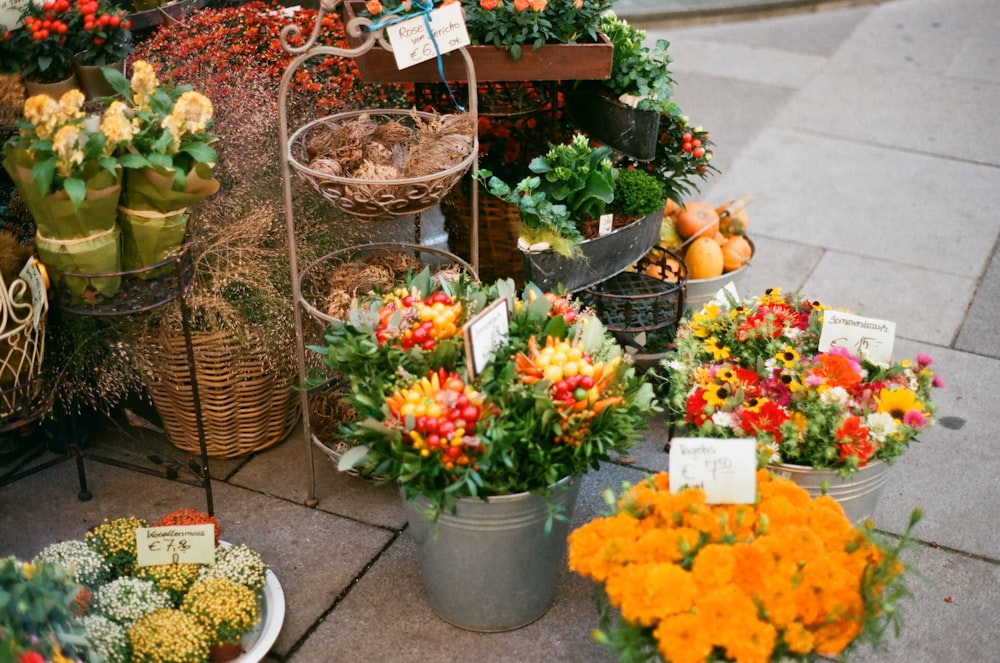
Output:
top-left (513, 0), bottom-right (529, 10)
top-left (366, 0), bottom-right (383, 13)
top-left (527, 0), bottom-right (546, 10)
top-left (606, 563), bottom-right (697, 627)
top-left (782, 620), bottom-right (816, 654)
top-left (479, 0), bottom-right (497, 8)
top-left (654, 613), bottom-right (714, 663)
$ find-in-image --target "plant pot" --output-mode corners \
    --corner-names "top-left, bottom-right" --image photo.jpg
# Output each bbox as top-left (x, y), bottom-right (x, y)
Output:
top-left (403, 474), bottom-right (582, 632)
top-left (73, 54), bottom-right (125, 101)
top-left (521, 208), bottom-right (664, 293)
top-left (209, 642), bottom-right (242, 663)
top-left (563, 83), bottom-right (661, 161)
top-left (343, 1), bottom-right (613, 83)
top-left (22, 74), bottom-right (79, 101)
top-left (768, 460), bottom-right (892, 524)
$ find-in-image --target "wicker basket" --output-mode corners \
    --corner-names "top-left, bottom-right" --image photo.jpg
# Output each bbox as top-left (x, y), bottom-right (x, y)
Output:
top-left (442, 180), bottom-right (524, 285)
top-left (132, 325), bottom-right (301, 459)
top-left (287, 109), bottom-right (477, 220)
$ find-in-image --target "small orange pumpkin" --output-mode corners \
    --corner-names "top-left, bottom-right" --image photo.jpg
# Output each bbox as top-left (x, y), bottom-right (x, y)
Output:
top-left (685, 237), bottom-right (725, 280)
top-left (721, 235), bottom-right (753, 272)
top-left (674, 201), bottom-right (719, 240)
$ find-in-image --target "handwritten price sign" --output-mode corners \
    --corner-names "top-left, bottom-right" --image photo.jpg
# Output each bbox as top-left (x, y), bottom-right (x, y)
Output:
top-left (818, 311), bottom-right (895, 365)
top-left (388, 3), bottom-right (470, 71)
top-left (136, 524), bottom-right (216, 566)
top-left (668, 437), bottom-right (756, 504)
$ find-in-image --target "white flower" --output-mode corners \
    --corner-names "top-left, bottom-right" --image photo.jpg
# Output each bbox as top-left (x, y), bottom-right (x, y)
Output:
top-left (199, 544), bottom-right (268, 593)
top-left (757, 439), bottom-right (781, 464)
top-left (82, 614), bottom-right (130, 663)
top-left (94, 576), bottom-right (172, 627)
top-left (710, 410), bottom-right (738, 430)
top-left (865, 411), bottom-right (899, 448)
top-left (33, 540), bottom-right (110, 589)
top-left (820, 386), bottom-right (849, 407)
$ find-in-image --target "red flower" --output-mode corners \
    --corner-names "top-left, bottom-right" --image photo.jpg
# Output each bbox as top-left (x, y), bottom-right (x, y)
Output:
top-left (685, 389), bottom-right (710, 427)
top-left (739, 400), bottom-right (788, 442)
top-left (479, 0), bottom-right (498, 9)
top-left (834, 416), bottom-right (874, 465)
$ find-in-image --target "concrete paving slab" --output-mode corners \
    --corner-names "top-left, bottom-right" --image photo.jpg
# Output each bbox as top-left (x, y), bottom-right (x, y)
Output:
top-left (871, 339), bottom-right (1000, 559)
top-left (665, 38), bottom-right (827, 88)
top-left (955, 241), bottom-right (1000, 359)
top-left (703, 128), bottom-right (999, 280)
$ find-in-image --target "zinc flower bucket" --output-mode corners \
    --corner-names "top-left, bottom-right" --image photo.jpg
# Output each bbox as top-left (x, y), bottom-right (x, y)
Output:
top-left (768, 460), bottom-right (892, 524)
top-left (402, 473), bottom-right (582, 632)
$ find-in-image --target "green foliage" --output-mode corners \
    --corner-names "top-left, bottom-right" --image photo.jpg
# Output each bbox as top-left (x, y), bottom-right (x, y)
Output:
top-left (611, 168), bottom-right (666, 219)
top-left (599, 14), bottom-right (676, 115)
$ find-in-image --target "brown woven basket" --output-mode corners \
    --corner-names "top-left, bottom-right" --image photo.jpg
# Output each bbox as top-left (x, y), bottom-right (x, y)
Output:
top-left (132, 327), bottom-right (301, 459)
top-left (287, 109), bottom-right (477, 220)
top-left (442, 179), bottom-right (524, 285)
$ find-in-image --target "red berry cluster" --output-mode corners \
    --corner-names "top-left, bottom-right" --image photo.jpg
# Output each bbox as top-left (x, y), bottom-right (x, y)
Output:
top-left (680, 130), bottom-right (707, 159)
top-left (551, 373), bottom-right (596, 407)
top-left (375, 290), bottom-right (461, 352)
top-left (77, 0), bottom-right (131, 45)
top-left (23, 1), bottom-right (71, 42)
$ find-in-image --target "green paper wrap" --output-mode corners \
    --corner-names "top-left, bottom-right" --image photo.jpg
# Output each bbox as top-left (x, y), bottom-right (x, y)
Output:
top-left (3, 148), bottom-right (122, 241)
top-left (118, 162), bottom-right (220, 277)
top-left (35, 225), bottom-right (122, 298)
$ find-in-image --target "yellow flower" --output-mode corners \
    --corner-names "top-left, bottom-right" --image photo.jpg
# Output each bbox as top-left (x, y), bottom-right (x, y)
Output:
top-left (52, 125), bottom-right (84, 178)
top-left (704, 337), bottom-right (730, 360)
top-left (171, 90), bottom-right (214, 134)
top-left (56, 89), bottom-right (86, 123)
top-left (22, 94), bottom-right (61, 140)
top-left (131, 60), bottom-right (160, 109)
top-left (775, 344), bottom-right (799, 368)
top-left (876, 386), bottom-right (923, 421)
top-left (100, 101), bottom-right (137, 153)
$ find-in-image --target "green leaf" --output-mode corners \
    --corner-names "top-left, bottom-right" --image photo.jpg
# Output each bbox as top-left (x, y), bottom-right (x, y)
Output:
top-left (338, 445), bottom-right (371, 471)
top-left (180, 141), bottom-right (218, 165)
top-left (63, 177), bottom-right (86, 209)
top-left (118, 152), bottom-right (151, 169)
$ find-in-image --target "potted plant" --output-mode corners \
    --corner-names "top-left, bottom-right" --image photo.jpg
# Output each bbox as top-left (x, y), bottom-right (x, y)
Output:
top-left (2, 88), bottom-right (129, 297)
top-left (8, 0), bottom-right (78, 93)
top-left (317, 271), bottom-right (656, 630)
top-left (182, 577), bottom-right (261, 661)
top-left (568, 470), bottom-right (922, 662)
top-left (481, 132), bottom-right (666, 291)
top-left (348, 0), bottom-right (616, 82)
top-left (565, 13), bottom-right (677, 161)
top-left (659, 288), bottom-right (943, 522)
top-left (69, 0), bottom-right (133, 100)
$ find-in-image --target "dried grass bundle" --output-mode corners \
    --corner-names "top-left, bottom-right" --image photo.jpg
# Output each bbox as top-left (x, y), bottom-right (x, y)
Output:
top-left (323, 251), bottom-right (422, 320)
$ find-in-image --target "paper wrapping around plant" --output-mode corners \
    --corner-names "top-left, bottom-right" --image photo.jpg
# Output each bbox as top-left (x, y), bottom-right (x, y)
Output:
top-left (35, 225), bottom-right (122, 298)
top-left (3, 149), bottom-right (122, 241)
top-left (118, 163), bottom-right (220, 277)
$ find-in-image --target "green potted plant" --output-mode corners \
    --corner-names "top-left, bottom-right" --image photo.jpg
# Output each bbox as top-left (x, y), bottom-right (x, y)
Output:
top-left (9, 0), bottom-right (78, 92)
top-left (317, 271), bottom-right (656, 630)
top-left (69, 0), bottom-right (133, 100)
top-left (181, 577), bottom-right (260, 661)
top-left (565, 13), bottom-right (677, 161)
top-left (481, 132), bottom-right (666, 291)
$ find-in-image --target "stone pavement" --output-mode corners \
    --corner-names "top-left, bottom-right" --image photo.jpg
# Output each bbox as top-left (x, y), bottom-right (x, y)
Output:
top-left (3, 0), bottom-right (1000, 660)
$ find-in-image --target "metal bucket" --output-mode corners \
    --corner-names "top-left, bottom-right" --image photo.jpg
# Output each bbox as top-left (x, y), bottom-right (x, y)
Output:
top-left (768, 460), bottom-right (892, 524)
top-left (402, 474), bottom-right (581, 632)
top-left (683, 238), bottom-right (754, 313)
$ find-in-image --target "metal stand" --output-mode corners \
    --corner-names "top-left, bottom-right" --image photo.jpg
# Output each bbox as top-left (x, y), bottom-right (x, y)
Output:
top-left (39, 246), bottom-right (215, 514)
top-left (276, 0), bottom-right (479, 506)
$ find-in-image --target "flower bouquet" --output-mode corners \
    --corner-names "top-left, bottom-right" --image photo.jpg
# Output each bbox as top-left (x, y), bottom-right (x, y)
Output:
top-left (568, 470), bottom-right (921, 663)
top-left (314, 269), bottom-right (656, 517)
top-left (102, 60), bottom-right (220, 275)
top-left (4, 508), bottom-right (272, 663)
top-left (661, 289), bottom-right (942, 474)
top-left (2, 88), bottom-right (129, 296)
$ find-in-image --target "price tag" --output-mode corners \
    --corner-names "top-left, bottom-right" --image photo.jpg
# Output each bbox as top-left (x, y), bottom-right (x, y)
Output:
top-left (388, 3), bottom-right (470, 71)
top-left (710, 281), bottom-right (740, 307)
top-left (18, 258), bottom-right (49, 330)
top-left (136, 524), bottom-right (216, 566)
top-left (818, 310), bottom-right (895, 364)
top-left (463, 298), bottom-right (510, 379)
top-left (598, 213), bottom-right (614, 236)
top-left (669, 437), bottom-right (756, 504)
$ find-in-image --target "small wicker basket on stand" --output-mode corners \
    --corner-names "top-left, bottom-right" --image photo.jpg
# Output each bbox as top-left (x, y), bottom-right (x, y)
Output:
top-left (442, 179), bottom-right (523, 285)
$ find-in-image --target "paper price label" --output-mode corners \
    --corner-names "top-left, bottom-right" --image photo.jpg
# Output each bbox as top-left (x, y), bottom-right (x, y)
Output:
top-left (598, 213), bottom-right (614, 236)
top-left (463, 298), bottom-right (510, 378)
top-left (388, 3), bottom-right (471, 70)
top-left (18, 258), bottom-right (49, 330)
top-left (136, 524), bottom-right (216, 566)
top-left (818, 310), bottom-right (895, 364)
top-left (669, 437), bottom-right (756, 504)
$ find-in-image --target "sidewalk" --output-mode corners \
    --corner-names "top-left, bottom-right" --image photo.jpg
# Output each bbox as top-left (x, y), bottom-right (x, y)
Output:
top-left (3, 0), bottom-right (1000, 661)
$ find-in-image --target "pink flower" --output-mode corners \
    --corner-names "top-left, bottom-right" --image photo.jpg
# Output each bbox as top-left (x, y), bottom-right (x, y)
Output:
top-left (932, 374), bottom-right (946, 388)
top-left (903, 410), bottom-right (927, 428)
top-left (916, 353), bottom-right (934, 367)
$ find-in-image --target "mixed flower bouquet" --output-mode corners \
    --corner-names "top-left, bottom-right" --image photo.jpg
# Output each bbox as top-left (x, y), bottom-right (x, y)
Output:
top-left (568, 470), bottom-right (920, 663)
top-left (2, 508), bottom-right (268, 663)
top-left (361, 0), bottom-right (615, 60)
top-left (314, 269), bottom-right (656, 517)
top-left (661, 289), bottom-right (943, 472)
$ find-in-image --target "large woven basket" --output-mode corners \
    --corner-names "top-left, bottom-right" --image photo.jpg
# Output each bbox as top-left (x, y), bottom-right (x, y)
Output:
top-left (442, 180), bottom-right (524, 285)
top-left (132, 326), bottom-right (301, 459)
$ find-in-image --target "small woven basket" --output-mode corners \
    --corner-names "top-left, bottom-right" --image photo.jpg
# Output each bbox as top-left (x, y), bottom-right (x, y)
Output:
top-left (287, 109), bottom-right (477, 220)
top-left (130, 305), bottom-right (301, 459)
top-left (442, 180), bottom-right (524, 285)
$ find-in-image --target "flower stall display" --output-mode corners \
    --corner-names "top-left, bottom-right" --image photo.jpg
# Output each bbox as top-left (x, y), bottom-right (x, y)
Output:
top-left (660, 289), bottom-right (942, 520)
top-left (1, 509), bottom-right (279, 663)
top-left (316, 270), bottom-right (656, 629)
top-left (3, 88), bottom-right (128, 296)
top-left (568, 470), bottom-right (921, 663)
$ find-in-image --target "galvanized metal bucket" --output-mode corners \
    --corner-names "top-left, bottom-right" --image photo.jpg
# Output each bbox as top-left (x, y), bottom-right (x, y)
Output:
top-left (768, 460), bottom-right (892, 524)
top-left (402, 474), bottom-right (582, 632)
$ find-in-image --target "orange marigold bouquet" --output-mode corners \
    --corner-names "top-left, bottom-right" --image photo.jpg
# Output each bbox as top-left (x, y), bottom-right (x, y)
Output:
top-left (568, 470), bottom-right (920, 663)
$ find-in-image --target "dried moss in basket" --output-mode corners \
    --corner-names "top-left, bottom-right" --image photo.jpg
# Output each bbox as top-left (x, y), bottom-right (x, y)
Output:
top-left (323, 251), bottom-right (423, 320)
top-left (305, 111), bottom-right (474, 182)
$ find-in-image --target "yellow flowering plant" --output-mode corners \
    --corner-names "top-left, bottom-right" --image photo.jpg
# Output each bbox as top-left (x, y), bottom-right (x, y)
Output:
top-left (659, 289), bottom-right (943, 474)
top-left (314, 270), bottom-right (657, 518)
top-left (568, 470), bottom-right (921, 663)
